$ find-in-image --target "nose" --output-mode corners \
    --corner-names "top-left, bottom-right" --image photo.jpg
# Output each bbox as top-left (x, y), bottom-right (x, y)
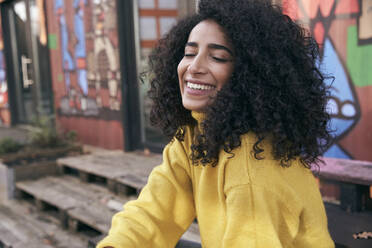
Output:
top-left (187, 54), bottom-right (208, 74)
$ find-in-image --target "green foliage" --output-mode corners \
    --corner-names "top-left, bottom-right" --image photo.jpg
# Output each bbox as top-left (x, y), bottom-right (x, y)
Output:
top-left (29, 116), bottom-right (77, 148)
top-left (0, 138), bottom-right (23, 155)
top-left (65, 130), bottom-right (77, 143)
top-left (29, 116), bottom-right (62, 148)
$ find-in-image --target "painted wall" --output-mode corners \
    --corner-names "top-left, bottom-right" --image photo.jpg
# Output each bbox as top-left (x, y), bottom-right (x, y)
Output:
top-left (283, 0), bottom-right (372, 161)
top-left (137, 0), bottom-right (179, 144)
top-left (46, 0), bottom-right (123, 149)
top-left (0, 13), bottom-right (11, 126)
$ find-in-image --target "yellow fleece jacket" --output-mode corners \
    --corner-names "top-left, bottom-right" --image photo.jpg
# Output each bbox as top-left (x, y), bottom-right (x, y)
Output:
top-left (97, 113), bottom-right (334, 248)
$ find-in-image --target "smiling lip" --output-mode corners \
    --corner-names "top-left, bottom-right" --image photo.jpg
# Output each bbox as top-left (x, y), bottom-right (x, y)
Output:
top-left (185, 79), bottom-right (213, 86)
top-left (184, 80), bottom-right (215, 96)
top-left (185, 79), bottom-right (215, 91)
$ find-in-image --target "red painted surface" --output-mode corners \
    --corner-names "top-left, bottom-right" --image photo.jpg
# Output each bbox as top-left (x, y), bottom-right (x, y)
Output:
top-left (46, 0), bottom-right (124, 150)
top-left (302, 0), bottom-right (335, 19)
top-left (46, 0), bottom-right (65, 109)
top-left (339, 86), bottom-right (372, 161)
top-left (58, 116), bottom-right (124, 150)
top-left (0, 12), bottom-right (11, 126)
top-left (314, 21), bottom-right (325, 46)
top-left (282, 0), bottom-right (302, 20)
top-left (283, 0), bottom-right (372, 162)
top-left (335, 0), bottom-right (359, 15)
top-left (328, 18), bottom-right (356, 62)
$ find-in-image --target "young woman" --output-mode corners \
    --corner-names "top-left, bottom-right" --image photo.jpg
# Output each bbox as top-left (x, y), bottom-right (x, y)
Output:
top-left (98, 0), bottom-right (334, 247)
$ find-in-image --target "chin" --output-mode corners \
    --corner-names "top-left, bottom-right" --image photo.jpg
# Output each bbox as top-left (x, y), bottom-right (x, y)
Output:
top-left (182, 102), bottom-right (207, 112)
top-left (184, 106), bottom-right (205, 112)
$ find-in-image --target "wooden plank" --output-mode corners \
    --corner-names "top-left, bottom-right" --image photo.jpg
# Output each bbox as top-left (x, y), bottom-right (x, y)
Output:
top-left (79, 171), bottom-right (91, 182)
top-left (116, 173), bottom-right (148, 191)
top-left (107, 179), bottom-right (117, 192)
top-left (35, 198), bottom-right (47, 211)
top-left (181, 222), bottom-right (201, 244)
top-left (0, 200), bottom-right (88, 248)
top-left (68, 218), bottom-right (79, 233)
top-left (176, 239), bottom-right (202, 248)
top-left (326, 203), bottom-right (372, 248)
top-left (58, 157), bottom-right (122, 180)
top-left (318, 157), bottom-right (372, 186)
top-left (0, 145), bottom-right (82, 165)
top-left (0, 221), bottom-right (20, 248)
top-left (16, 175), bottom-right (132, 235)
top-left (16, 177), bottom-right (79, 210)
top-left (67, 191), bottom-right (134, 234)
top-left (88, 234), bottom-right (106, 248)
top-left (68, 202), bottom-right (116, 234)
top-left (57, 151), bottom-right (161, 181)
top-left (116, 183), bottom-right (137, 196)
top-left (14, 161), bottom-right (58, 182)
top-left (12, 242), bottom-right (54, 248)
top-left (17, 176), bottom-right (130, 208)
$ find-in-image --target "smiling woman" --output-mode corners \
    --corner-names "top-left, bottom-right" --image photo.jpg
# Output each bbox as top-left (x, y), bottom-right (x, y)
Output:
top-left (97, 0), bottom-right (335, 247)
top-left (177, 20), bottom-right (234, 112)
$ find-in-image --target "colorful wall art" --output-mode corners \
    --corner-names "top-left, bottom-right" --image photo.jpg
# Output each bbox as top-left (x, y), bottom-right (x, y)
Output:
top-left (46, 0), bottom-right (123, 149)
top-left (283, 0), bottom-right (372, 161)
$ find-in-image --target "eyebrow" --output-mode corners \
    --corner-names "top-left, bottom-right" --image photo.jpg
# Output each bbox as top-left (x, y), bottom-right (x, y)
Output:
top-left (185, 42), bottom-right (234, 56)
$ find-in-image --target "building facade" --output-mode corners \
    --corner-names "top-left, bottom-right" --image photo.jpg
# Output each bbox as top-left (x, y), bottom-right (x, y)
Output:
top-left (0, 0), bottom-right (371, 161)
top-left (0, 0), bottom-right (195, 151)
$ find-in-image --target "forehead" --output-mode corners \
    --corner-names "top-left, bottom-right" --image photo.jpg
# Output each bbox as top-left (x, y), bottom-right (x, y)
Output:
top-left (187, 20), bottom-right (230, 46)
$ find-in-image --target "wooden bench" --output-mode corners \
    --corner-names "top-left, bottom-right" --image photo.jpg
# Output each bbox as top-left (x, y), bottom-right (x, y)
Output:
top-left (16, 175), bottom-right (131, 233)
top-left (317, 157), bottom-right (372, 212)
top-left (57, 151), bottom-right (201, 246)
top-left (57, 151), bottom-right (161, 195)
top-left (315, 157), bottom-right (372, 248)
top-left (0, 199), bottom-right (87, 248)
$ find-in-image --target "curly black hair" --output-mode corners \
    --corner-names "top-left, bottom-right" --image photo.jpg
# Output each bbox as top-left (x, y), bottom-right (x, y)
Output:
top-left (147, 0), bottom-right (332, 167)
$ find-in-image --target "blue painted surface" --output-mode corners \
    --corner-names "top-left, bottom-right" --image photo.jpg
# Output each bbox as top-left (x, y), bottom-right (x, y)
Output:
top-left (0, 51), bottom-right (5, 82)
top-left (321, 38), bottom-right (359, 159)
top-left (54, 0), bottom-right (64, 10)
top-left (59, 15), bottom-right (75, 71)
top-left (323, 143), bottom-right (350, 159)
top-left (55, 0), bottom-right (88, 96)
top-left (328, 118), bottom-right (355, 138)
top-left (74, 7), bottom-right (86, 58)
top-left (323, 39), bottom-right (354, 102)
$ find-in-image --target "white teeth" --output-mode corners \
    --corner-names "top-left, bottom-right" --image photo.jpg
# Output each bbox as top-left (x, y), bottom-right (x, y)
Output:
top-left (186, 82), bottom-right (214, 90)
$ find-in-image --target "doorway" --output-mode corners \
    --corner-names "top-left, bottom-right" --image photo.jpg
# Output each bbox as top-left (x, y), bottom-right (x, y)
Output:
top-left (1, 0), bottom-right (53, 124)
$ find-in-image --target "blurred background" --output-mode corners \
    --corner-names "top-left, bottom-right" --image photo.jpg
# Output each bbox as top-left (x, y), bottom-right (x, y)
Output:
top-left (0, 0), bottom-right (370, 159)
top-left (0, 0), bottom-right (371, 247)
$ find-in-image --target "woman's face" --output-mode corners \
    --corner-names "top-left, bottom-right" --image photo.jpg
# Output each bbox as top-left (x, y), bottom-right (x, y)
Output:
top-left (177, 19), bottom-right (234, 112)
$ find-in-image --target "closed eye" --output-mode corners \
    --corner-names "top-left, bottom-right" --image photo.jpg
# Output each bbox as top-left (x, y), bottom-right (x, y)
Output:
top-left (212, 56), bottom-right (229, 62)
top-left (184, 53), bottom-right (196, 57)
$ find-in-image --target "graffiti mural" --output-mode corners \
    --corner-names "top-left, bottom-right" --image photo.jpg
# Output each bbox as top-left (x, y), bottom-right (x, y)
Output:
top-left (46, 0), bottom-right (124, 149)
top-left (283, 0), bottom-right (372, 161)
top-left (0, 14), bottom-right (10, 125)
top-left (86, 0), bottom-right (121, 113)
top-left (54, 0), bottom-right (121, 120)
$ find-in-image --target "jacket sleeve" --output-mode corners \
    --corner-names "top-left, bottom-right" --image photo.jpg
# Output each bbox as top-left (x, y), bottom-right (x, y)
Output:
top-left (97, 140), bottom-right (196, 248)
top-left (222, 183), bottom-right (334, 248)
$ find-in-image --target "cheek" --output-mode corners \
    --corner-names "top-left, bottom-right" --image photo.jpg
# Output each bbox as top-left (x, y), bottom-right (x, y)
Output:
top-left (177, 59), bottom-right (187, 80)
top-left (177, 60), bottom-right (186, 93)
